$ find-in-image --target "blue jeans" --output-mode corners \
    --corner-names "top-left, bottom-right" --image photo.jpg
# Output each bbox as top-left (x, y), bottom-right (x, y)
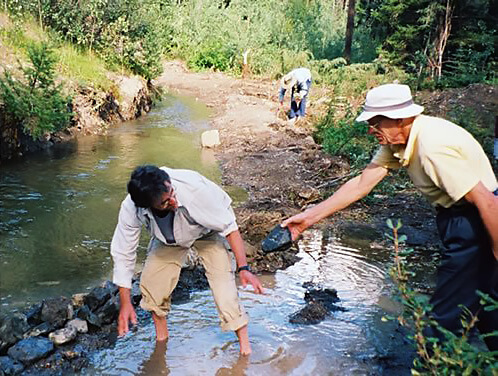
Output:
top-left (428, 190), bottom-right (498, 350)
top-left (289, 79), bottom-right (311, 119)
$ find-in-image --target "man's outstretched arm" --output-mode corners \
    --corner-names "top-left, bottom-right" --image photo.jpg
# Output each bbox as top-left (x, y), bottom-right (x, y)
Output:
top-left (283, 163), bottom-right (388, 240)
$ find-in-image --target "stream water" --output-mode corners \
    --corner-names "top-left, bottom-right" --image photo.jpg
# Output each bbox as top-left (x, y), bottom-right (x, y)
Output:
top-left (0, 95), bottom-right (412, 375)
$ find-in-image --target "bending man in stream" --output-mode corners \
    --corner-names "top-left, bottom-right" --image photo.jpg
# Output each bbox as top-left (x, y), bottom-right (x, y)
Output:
top-left (111, 165), bottom-right (264, 355)
top-left (283, 83), bottom-right (498, 350)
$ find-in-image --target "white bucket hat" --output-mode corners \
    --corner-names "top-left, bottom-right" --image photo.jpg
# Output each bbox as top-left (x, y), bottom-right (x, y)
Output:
top-left (281, 73), bottom-right (297, 91)
top-left (356, 84), bottom-right (424, 122)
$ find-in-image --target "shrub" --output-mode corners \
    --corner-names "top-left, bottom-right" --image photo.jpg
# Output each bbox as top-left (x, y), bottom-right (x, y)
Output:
top-left (188, 39), bottom-right (236, 72)
top-left (0, 42), bottom-right (72, 139)
top-left (386, 219), bottom-right (498, 375)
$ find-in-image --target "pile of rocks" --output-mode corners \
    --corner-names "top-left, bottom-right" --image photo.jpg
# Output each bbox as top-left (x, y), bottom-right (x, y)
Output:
top-left (0, 279), bottom-right (122, 375)
top-left (0, 267), bottom-right (209, 375)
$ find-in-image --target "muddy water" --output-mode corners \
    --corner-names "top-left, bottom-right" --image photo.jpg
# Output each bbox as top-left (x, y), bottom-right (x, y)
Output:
top-left (0, 94), bottom-right (411, 375)
top-left (88, 230), bottom-right (409, 375)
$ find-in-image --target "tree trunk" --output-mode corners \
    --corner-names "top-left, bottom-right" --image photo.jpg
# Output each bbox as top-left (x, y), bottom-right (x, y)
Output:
top-left (436, 0), bottom-right (453, 79)
top-left (344, 0), bottom-right (356, 64)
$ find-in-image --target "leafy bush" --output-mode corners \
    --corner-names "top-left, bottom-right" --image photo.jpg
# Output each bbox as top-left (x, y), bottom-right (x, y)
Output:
top-left (9, 0), bottom-right (169, 80)
top-left (188, 40), bottom-right (236, 72)
top-left (0, 42), bottom-right (72, 139)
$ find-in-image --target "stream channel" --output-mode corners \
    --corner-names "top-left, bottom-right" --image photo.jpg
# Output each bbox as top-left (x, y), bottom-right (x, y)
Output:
top-left (0, 94), bottom-right (413, 375)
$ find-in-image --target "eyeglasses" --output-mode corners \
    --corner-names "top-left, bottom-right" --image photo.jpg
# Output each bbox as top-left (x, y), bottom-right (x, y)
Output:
top-left (367, 119), bottom-right (382, 132)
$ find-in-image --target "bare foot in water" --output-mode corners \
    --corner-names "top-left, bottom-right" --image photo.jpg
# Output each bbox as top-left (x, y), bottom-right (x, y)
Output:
top-left (236, 325), bottom-right (252, 355)
top-left (152, 313), bottom-right (169, 342)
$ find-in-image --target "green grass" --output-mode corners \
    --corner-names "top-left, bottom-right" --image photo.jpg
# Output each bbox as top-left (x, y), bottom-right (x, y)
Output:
top-left (0, 12), bottom-right (113, 91)
top-left (55, 44), bottom-right (113, 91)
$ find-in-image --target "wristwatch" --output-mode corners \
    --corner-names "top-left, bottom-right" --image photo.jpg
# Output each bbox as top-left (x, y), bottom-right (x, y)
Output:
top-left (237, 265), bottom-right (251, 273)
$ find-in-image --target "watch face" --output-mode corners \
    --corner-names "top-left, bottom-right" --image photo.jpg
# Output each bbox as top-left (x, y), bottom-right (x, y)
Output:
top-left (261, 225), bottom-right (292, 253)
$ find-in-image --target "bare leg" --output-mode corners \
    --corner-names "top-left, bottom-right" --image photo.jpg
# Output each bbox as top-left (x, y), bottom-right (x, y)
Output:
top-left (235, 325), bottom-right (251, 355)
top-left (152, 313), bottom-right (169, 342)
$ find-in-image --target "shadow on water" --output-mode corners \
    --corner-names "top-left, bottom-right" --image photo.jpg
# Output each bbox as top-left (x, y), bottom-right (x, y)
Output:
top-left (88, 229), bottom-right (414, 375)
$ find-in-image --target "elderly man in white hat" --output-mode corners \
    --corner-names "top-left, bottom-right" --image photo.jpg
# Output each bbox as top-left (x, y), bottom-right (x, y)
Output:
top-left (282, 83), bottom-right (498, 350)
top-left (278, 67), bottom-right (312, 124)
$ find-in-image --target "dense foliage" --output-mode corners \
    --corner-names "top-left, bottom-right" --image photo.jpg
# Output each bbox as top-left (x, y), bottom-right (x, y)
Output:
top-left (6, 0), bottom-right (170, 80)
top-left (0, 42), bottom-right (72, 139)
top-left (5, 0), bottom-right (496, 87)
top-left (358, 0), bottom-right (497, 88)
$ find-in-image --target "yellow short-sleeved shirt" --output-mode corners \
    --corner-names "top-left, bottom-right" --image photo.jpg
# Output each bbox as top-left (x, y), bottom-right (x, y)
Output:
top-left (371, 115), bottom-right (498, 208)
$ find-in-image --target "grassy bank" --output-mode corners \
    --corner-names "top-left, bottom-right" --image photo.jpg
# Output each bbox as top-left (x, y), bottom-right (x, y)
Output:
top-left (1, 14), bottom-right (114, 91)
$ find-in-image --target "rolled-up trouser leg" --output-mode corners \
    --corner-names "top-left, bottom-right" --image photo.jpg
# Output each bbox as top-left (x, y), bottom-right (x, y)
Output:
top-left (431, 204), bottom-right (498, 350)
top-left (140, 240), bottom-right (188, 317)
top-left (193, 235), bottom-right (249, 332)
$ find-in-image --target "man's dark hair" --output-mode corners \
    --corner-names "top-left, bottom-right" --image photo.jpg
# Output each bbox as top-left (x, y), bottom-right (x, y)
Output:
top-left (127, 165), bottom-right (171, 208)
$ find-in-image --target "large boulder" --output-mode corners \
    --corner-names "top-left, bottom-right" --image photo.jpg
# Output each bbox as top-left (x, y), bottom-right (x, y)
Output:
top-left (7, 337), bottom-right (53, 365)
top-left (40, 297), bottom-right (73, 329)
top-left (0, 313), bottom-right (29, 353)
top-left (83, 286), bottom-right (111, 312)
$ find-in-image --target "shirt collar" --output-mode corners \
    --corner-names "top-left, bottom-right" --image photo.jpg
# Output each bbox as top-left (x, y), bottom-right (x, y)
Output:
top-left (396, 115), bottom-right (422, 167)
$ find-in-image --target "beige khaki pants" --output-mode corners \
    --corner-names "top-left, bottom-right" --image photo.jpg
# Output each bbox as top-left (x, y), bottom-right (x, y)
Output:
top-left (139, 236), bottom-right (249, 332)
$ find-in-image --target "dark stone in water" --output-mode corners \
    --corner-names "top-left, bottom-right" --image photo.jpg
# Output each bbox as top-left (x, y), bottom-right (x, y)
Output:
top-left (0, 355), bottom-right (24, 375)
top-left (25, 321), bottom-right (57, 338)
top-left (171, 286), bottom-right (190, 303)
top-left (76, 306), bottom-right (101, 329)
top-left (304, 285), bottom-right (345, 312)
top-left (40, 297), bottom-right (72, 328)
top-left (171, 266), bottom-right (209, 304)
top-left (131, 280), bottom-right (142, 306)
top-left (84, 287), bottom-right (112, 311)
top-left (101, 280), bottom-right (119, 296)
top-left (0, 313), bottom-right (30, 353)
top-left (24, 303), bottom-right (43, 327)
top-left (7, 337), bottom-right (53, 365)
top-left (96, 296), bottom-right (120, 325)
top-left (289, 301), bottom-right (329, 324)
top-left (261, 225), bottom-right (292, 253)
top-left (289, 282), bottom-right (346, 325)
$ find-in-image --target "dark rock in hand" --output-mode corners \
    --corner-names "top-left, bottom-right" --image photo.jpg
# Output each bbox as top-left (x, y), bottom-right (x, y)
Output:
top-left (261, 225), bottom-right (292, 253)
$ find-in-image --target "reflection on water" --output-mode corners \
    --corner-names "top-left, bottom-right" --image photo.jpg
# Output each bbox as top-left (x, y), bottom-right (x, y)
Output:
top-left (0, 95), bottom-right (220, 309)
top-left (89, 229), bottom-right (408, 375)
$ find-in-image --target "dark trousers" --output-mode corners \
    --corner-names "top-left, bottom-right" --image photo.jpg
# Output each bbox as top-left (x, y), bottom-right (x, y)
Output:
top-left (431, 194), bottom-right (498, 350)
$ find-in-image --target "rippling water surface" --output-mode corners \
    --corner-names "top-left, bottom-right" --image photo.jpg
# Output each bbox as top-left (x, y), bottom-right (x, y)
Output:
top-left (89, 230), bottom-right (406, 375)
